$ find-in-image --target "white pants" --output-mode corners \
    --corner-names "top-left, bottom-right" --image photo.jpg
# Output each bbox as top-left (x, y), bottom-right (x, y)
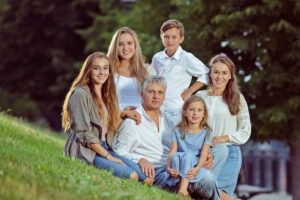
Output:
top-left (163, 108), bottom-right (182, 128)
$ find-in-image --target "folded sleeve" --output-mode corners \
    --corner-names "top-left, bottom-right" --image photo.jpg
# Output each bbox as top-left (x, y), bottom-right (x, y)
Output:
top-left (228, 94), bottom-right (251, 145)
top-left (69, 89), bottom-right (100, 148)
top-left (186, 53), bottom-right (209, 85)
top-left (171, 129), bottom-right (179, 143)
top-left (112, 119), bottom-right (143, 163)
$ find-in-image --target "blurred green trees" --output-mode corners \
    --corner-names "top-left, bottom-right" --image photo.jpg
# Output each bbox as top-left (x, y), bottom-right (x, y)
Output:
top-left (0, 0), bottom-right (99, 129)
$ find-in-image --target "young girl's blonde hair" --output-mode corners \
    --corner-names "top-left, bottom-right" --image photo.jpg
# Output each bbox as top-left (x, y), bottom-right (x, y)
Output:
top-left (107, 27), bottom-right (148, 84)
top-left (177, 95), bottom-right (211, 140)
top-left (61, 52), bottom-right (121, 133)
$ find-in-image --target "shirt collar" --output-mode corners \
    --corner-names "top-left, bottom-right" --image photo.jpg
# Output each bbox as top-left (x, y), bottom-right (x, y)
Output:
top-left (161, 45), bottom-right (182, 60)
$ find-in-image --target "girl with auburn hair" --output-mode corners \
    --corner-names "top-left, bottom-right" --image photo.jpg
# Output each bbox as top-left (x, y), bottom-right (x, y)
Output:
top-left (196, 54), bottom-right (251, 200)
top-left (166, 95), bottom-right (219, 199)
top-left (107, 27), bottom-right (152, 111)
top-left (62, 52), bottom-right (152, 184)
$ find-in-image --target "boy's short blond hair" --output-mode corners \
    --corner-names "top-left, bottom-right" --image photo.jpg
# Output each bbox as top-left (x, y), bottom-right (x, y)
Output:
top-left (160, 19), bottom-right (184, 36)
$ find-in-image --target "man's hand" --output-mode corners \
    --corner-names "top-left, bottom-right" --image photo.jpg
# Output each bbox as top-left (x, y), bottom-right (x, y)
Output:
top-left (181, 89), bottom-right (193, 101)
top-left (167, 167), bottom-right (179, 178)
top-left (185, 167), bottom-right (200, 180)
top-left (204, 152), bottom-right (213, 170)
top-left (212, 135), bottom-right (229, 146)
top-left (138, 158), bottom-right (155, 178)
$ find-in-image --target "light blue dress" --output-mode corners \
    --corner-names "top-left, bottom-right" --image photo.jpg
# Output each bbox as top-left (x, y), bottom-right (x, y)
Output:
top-left (167, 127), bottom-right (213, 186)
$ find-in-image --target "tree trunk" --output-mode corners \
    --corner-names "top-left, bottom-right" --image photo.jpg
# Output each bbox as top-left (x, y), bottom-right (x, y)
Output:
top-left (292, 137), bottom-right (300, 200)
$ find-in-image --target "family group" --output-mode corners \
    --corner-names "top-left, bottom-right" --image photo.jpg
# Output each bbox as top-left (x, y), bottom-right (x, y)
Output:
top-left (62, 19), bottom-right (251, 200)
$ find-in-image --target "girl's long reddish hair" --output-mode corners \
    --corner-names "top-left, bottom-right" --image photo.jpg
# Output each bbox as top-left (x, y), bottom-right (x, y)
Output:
top-left (61, 52), bottom-right (121, 133)
top-left (177, 95), bottom-right (211, 140)
top-left (209, 54), bottom-right (240, 115)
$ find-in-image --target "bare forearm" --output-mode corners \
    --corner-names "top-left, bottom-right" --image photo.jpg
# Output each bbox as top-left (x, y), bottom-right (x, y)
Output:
top-left (196, 145), bottom-right (210, 169)
top-left (188, 81), bottom-right (205, 94)
top-left (90, 143), bottom-right (110, 158)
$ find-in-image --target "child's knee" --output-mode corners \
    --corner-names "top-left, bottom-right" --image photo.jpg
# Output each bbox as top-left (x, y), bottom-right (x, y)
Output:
top-left (182, 151), bottom-right (194, 160)
top-left (212, 143), bottom-right (229, 158)
top-left (130, 172), bottom-right (139, 181)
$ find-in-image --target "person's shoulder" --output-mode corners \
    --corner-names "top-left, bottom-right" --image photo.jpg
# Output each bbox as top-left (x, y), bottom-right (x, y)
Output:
top-left (196, 90), bottom-right (208, 97)
top-left (153, 50), bottom-right (164, 60)
top-left (238, 92), bottom-right (248, 106)
top-left (174, 127), bottom-right (182, 133)
top-left (70, 86), bottom-right (91, 101)
top-left (181, 49), bottom-right (198, 60)
top-left (239, 92), bottom-right (245, 99)
top-left (120, 106), bottom-right (143, 129)
top-left (118, 118), bottom-right (138, 133)
top-left (73, 86), bottom-right (90, 95)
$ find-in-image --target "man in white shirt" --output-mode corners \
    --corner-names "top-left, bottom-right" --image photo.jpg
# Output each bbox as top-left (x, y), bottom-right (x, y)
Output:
top-left (113, 76), bottom-right (219, 199)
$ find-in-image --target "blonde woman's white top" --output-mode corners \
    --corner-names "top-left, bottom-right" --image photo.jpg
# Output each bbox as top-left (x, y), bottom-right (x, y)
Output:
top-left (196, 90), bottom-right (251, 145)
top-left (114, 73), bottom-right (142, 110)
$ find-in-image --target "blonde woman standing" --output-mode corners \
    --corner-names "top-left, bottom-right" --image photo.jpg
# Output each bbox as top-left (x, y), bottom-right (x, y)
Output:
top-left (107, 27), bottom-right (151, 111)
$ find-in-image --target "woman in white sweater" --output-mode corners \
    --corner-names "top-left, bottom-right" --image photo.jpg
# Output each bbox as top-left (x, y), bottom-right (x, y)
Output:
top-left (196, 54), bottom-right (251, 200)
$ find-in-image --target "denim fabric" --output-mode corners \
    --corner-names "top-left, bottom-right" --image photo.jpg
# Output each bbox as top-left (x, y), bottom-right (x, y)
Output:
top-left (211, 143), bottom-right (229, 179)
top-left (167, 151), bottom-right (209, 187)
top-left (188, 171), bottom-right (220, 200)
top-left (153, 166), bottom-right (170, 188)
top-left (211, 144), bottom-right (241, 197)
top-left (155, 166), bottom-right (220, 200)
top-left (93, 141), bottom-right (148, 181)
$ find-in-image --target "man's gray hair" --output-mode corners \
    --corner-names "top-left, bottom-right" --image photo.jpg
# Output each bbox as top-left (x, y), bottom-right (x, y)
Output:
top-left (142, 75), bottom-right (167, 92)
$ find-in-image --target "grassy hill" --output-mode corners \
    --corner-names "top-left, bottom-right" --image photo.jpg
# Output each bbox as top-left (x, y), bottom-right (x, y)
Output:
top-left (0, 113), bottom-right (181, 200)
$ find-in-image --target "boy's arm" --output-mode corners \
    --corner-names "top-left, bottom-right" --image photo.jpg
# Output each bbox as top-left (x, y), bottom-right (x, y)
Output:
top-left (181, 53), bottom-right (209, 100)
top-left (181, 81), bottom-right (205, 101)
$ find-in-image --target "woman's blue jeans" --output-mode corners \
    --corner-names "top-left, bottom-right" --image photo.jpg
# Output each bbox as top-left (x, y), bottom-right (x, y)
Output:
top-left (93, 141), bottom-right (148, 181)
top-left (211, 144), bottom-right (242, 197)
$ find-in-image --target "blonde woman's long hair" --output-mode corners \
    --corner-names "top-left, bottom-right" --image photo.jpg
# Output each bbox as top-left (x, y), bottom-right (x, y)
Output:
top-left (61, 52), bottom-right (121, 133)
top-left (107, 27), bottom-right (148, 84)
top-left (208, 54), bottom-right (240, 115)
top-left (177, 95), bottom-right (211, 140)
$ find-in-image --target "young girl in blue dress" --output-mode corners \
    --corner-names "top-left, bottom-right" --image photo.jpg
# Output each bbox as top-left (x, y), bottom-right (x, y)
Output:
top-left (167, 95), bottom-right (216, 199)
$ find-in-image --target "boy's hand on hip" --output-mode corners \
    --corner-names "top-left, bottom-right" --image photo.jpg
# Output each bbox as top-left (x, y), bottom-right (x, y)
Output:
top-left (181, 89), bottom-right (192, 101)
top-left (138, 158), bottom-right (155, 178)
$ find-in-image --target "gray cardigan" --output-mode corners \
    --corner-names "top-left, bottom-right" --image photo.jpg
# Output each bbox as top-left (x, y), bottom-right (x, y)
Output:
top-left (64, 86), bottom-right (102, 164)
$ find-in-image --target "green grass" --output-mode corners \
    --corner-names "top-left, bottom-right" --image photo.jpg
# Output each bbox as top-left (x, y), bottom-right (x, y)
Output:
top-left (0, 113), bottom-right (181, 200)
